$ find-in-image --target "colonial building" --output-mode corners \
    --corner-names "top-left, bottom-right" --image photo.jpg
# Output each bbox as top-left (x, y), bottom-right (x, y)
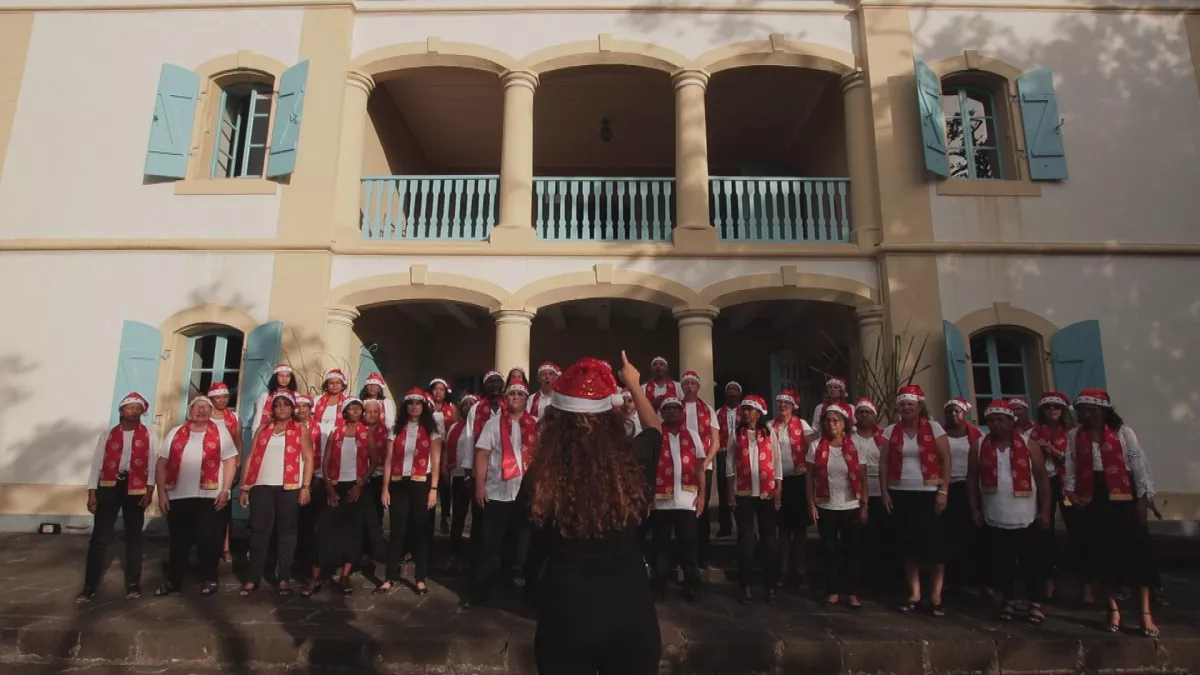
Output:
top-left (0, 0), bottom-right (1197, 528)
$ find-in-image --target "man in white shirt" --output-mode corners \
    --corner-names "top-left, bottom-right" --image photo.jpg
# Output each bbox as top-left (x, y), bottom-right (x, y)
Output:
top-left (646, 357), bottom-right (680, 411)
top-left (527, 362), bottom-right (560, 419)
top-left (652, 398), bottom-right (706, 601)
top-left (462, 370), bottom-right (507, 572)
top-left (465, 381), bottom-right (536, 608)
top-left (79, 393), bottom-right (158, 603)
top-left (679, 370), bottom-right (720, 569)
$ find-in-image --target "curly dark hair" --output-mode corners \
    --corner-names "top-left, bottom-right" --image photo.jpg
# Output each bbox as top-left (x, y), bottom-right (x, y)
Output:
top-left (528, 407), bottom-right (648, 538)
top-left (267, 372), bottom-right (297, 394)
top-left (394, 398), bottom-right (437, 436)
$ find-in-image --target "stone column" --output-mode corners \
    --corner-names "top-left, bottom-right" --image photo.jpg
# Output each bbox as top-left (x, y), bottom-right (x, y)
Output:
top-left (492, 70), bottom-right (539, 248)
top-left (325, 304), bottom-right (361, 376)
top-left (332, 71), bottom-right (375, 242)
top-left (672, 70), bottom-right (716, 251)
top-left (842, 71), bottom-right (882, 251)
top-left (675, 308), bottom-right (718, 400)
top-left (493, 309), bottom-right (534, 375)
top-left (856, 303), bottom-right (887, 369)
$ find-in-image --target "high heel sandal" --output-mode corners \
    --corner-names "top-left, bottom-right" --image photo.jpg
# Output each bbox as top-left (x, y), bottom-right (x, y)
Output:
top-left (372, 581), bottom-right (395, 596)
top-left (1027, 604), bottom-right (1046, 625)
top-left (1105, 608), bottom-right (1121, 633)
top-left (239, 584), bottom-right (258, 597)
top-left (999, 602), bottom-right (1017, 621)
top-left (415, 582), bottom-right (429, 596)
top-left (1140, 612), bottom-right (1159, 638)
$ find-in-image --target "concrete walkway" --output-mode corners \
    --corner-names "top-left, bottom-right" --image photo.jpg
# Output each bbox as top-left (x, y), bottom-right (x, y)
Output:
top-left (0, 533), bottom-right (1197, 674)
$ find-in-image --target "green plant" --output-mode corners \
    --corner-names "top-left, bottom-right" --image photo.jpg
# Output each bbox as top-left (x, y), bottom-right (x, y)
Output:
top-left (277, 326), bottom-right (363, 396)
top-left (817, 326), bottom-right (932, 425)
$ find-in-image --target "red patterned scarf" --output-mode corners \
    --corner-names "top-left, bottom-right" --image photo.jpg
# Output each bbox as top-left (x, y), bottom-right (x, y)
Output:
top-left (717, 405), bottom-right (740, 451)
top-left (979, 431), bottom-right (1033, 497)
top-left (327, 422), bottom-right (371, 481)
top-left (1074, 426), bottom-right (1132, 501)
top-left (655, 427), bottom-right (700, 500)
top-left (772, 415), bottom-right (808, 472)
top-left (302, 418), bottom-right (322, 474)
top-left (735, 427), bottom-right (776, 498)
top-left (528, 391), bottom-right (548, 417)
top-left (245, 421), bottom-right (303, 489)
top-left (814, 435), bottom-right (862, 502)
top-left (165, 422), bottom-right (222, 491)
top-left (99, 424), bottom-right (151, 495)
top-left (645, 379), bottom-right (678, 409)
top-left (445, 420), bottom-right (466, 468)
top-left (212, 409), bottom-right (239, 439)
top-left (313, 392), bottom-right (347, 425)
top-left (887, 418), bottom-right (942, 486)
top-left (370, 422), bottom-right (390, 465)
top-left (683, 399), bottom-right (713, 452)
top-left (473, 400), bottom-right (497, 439)
top-left (392, 423), bottom-right (434, 481)
top-left (500, 412), bottom-right (538, 481)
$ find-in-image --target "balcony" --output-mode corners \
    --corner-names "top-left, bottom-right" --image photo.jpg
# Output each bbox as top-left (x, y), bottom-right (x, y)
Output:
top-left (360, 175), bottom-right (498, 241)
top-left (710, 177), bottom-right (851, 243)
top-left (535, 177), bottom-right (674, 242)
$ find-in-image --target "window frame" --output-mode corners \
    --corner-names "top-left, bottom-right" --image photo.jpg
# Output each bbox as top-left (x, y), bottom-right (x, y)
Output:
top-left (970, 329), bottom-right (1031, 411)
top-left (942, 84), bottom-right (1006, 181)
top-left (209, 83), bottom-right (274, 180)
top-left (179, 331), bottom-right (244, 419)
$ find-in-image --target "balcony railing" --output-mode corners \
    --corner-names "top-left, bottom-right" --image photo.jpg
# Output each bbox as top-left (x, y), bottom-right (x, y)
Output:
top-left (710, 177), bottom-right (851, 243)
top-left (535, 177), bottom-right (674, 242)
top-left (360, 175), bottom-right (498, 240)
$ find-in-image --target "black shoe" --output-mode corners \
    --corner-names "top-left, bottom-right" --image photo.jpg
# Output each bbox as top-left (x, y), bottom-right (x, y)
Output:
top-left (440, 519), bottom-right (450, 534)
top-left (684, 586), bottom-right (699, 602)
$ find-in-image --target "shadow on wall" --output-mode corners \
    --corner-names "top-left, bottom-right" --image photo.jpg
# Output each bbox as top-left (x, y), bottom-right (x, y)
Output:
top-left (617, 0), bottom-right (829, 44)
top-left (187, 281), bottom-right (258, 316)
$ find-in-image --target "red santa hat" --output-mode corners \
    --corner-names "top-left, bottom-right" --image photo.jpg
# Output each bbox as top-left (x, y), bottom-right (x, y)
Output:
top-left (983, 399), bottom-right (1015, 418)
top-left (506, 381), bottom-right (530, 396)
top-left (402, 387), bottom-right (425, 403)
top-left (1008, 396), bottom-right (1030, 411)
top-left (822, 401), bottom-right (854, 420)
top-left (323, 369), bottom-right (348, 385)
top-left (342, 396), bottom-right (364, 409)
top-left (854, 398), bottom-right (877, 414)
top-left (118, 392), bottom-right (149, 412)
top-left (207, 382), bottom-right (231, 398)
top-left (740, 395), bottom-right (768, 415)
top-left (482, 369), bottom-right (504, 383)
top-left (549, 357), bottom-right (625, 414)
top-left (681, 370), bottom-right (700, 384)
top-left (651, 356), bottom-right (668, 367)
top-left (428, 377), bottom-right (451, 392)
top-left (365, 372), bottom-right (386, 388)
top-left (826, 376), bottom-right (848, 390)
top-left (537, 362), bottom-right (562, 376)
top-left (896, 384), bottom-right (925, 403)
top-left (776, 389), bottom-right (800, 407)
top-left (1038, 391), bottom-right (1070, 409)
top-left (423, 391), bottom-right (436, 406)
top-left (1074, 388), bottom-right (1112, 409)
top-left (459, 393), bottom-right (478, 405)
top-left (363, 398), bottom-right (383, 409)
top-left (273, 363), bottom-right (293, 375)
top-left (295, 394), bottom-right (314, 407)
top-left (272, 390), bottom-right (296, 406)
top-left (944, 397), bottom-right (972, 413)
top-left (725, 381), bottom-right (743, 394)
top-left (659, 396), bottom-right (683, 409)
top-left (186, 395), bottom-right (213, 418)
top-left (621, 387), bottom-right (633, 400)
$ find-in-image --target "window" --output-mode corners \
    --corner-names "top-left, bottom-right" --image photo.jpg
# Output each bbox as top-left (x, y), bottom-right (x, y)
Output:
top-left (970, 330), bottom-right (1029, 412)
top-left (210, 83), bottom-right (273, 179)
top-left (181, 332), bottom-right (245, 414)
top-left (942, 86), bottom-right (1003, 180)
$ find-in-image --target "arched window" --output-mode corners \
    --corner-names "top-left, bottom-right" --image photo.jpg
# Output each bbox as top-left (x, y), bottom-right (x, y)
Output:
top-left (970, 329), bottom-right (1029, 411)
top-left (210, 81), bottom-right (273, 178)
top-left (942, 84), bottom-right (1004, 180)
top-left (180, 330), bottom-right (245, 415)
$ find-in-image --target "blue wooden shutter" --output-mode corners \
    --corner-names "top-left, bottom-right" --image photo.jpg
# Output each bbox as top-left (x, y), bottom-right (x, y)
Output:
top-left (1051, 320), bottom-right (1105, 401)
top-left (109, 321), bottom-right (163, 426)
top-left (144, 64), bottom-right (200, 180)
top-left (236, 321), bottom-right (283, 449)
top-left (356, 343), bottom-right (385, 392)
top-left (1018, 68), bottom-right (1068, 181)
top-left (943, 320), bottom-right (970, 401)
top-left (915, 58), bottom-right (950, 178)
top-left (266, 61), bottom-right (309, 178)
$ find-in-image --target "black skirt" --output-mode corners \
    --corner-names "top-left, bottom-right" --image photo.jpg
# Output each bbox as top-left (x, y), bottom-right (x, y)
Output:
top-left (778, 474), bottom-right (813, 530)
top-left (1082, 474), bottom-right (1154, 588)
top-left (889, 488), bottom-right (945, 566)
top-left (319, 481), bottom-right (367, 567)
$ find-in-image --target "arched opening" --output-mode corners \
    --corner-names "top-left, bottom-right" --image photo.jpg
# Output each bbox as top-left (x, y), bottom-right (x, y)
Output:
top-left (968, 325), bottom-right (1046, 412)
top-left (361, 67), bottom-right (504, 241)
top-left (530, 298), bottom-right (676, 371)
top-left (352, 301), bottom-right (495, 397)
top-left (706, 67), bottom-right (849, 243)
top-left (533, 65), bottom-right (675, 241)
top-left (177, 325), bottom-right (245, 419)
top-left (713, 300), bottom-right (856, 418)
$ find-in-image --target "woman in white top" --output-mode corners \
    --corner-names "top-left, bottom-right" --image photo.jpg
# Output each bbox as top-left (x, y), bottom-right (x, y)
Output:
top-left (294, 394), bottom-right (327, 597)
top-left (319, 398), bottom-right (377, 594)
top-left (806, 402), bottom-right (868, 609)
top-left (942, 397), bottom-right (986, 594)
top-left (441, 394), bottom-right (478, 572)
top-left (878, 385), bottom-right (952, 616)
top-left (237, 391), bottom-right (314, 597)
top-left (811, 376), bottom-right (850, 429)
top-left (773, 390), bottom-right (817, 589)
top-left (153, 396), bottom-right (239, 597)
top-left (966, 399), bottom-right (1050, 624)
top-left (1064, 389), bottom-right (1158, 638)
top-left (359, 373), bottom-right (397, 431)
top-left (650, 397), bottom-right (707, 601)
top-left (378, 388), bottom-right (443, 596)
top-left (724, 395), bottom-right (783, 605)
top-left (253, 364), bottom-right (298, 427)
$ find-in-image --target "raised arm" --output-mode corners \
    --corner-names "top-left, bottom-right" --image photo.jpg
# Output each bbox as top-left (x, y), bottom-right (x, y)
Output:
top-left (619, 351), bottom-right (660, 433)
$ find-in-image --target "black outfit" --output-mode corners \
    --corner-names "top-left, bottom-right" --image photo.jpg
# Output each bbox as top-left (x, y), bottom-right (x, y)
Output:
top-left (863, 494), bottom-right (897, 588)
top-left (650, 509), bottom-right (699, 592)
top-left (471, 496), bottom-right (532, 601)
top-left (778, 474), bottom-right (812, 530)
top-left (715, 452), bottom-right (733, 536)
top-left (946, 480), bottom-right (987, 586)
top-left (386, 478), bottom-right (432, 581)
top-left (1080, 473), bottom-right (1153, 588)
top-left (83, 478), bottom-right (147, 591)
top-left (165, 497), bottom-right (223, 587)
top-left (448, 474), bottom-right (472, 561)
top-left (245, 485), bottom-right (301, 585)
top-left (534, 427), bottom-right (661, 675)
top-left (364, 474), bottom-right (386, 562)
top-left (989, 523), bottom-right (1046, 603)
top-left (889, 488), bottom-right (945, 566)
top-left (816, 506), bottom-right (863, 596)
top-left (320, 481), bottom-right (368, 567)
top-left (296, 476), bottom-right (325, 576)
top-left (696, 468), bottom-right (714, 567)
top-left (439, 479), bottom-right (453, 531)
top-left (734, 496), bottom-right (780, 590)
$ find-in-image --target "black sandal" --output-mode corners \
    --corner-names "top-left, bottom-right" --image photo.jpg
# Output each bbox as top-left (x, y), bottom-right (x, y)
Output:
top-left (277, 582), bottom-right (293, 597)
top-left (340, 576), bottom-right (356, 595)
top-left (999, 602), bottom-right (1017, 621)
top-left (897, 599), bottom-right (918, 613)
top-left (930, 603), bottom-right (946, 618)
top-left (1140, 612), bottom-right (1159, 638)
top-left (125, 584), bottom-right (142, 600)
top-left (154, 582), bottom-right (178, 597)
top-left (300, 581), bottom-right (322, 598)
top-left (415, 582), bottom-right (429, 596)
top-left (239, 584), bottom-right (258, 597)
top-left (200, 582), bottom-right (219, 596)
top-left (1105, 608), bottom-right (1121, 632)
top-left (1027, 604), bottom-right (1046, 625)
top-left (75, 588), bottom-right (95, 604)
top-left (372, 581), bottom-right (395, 596)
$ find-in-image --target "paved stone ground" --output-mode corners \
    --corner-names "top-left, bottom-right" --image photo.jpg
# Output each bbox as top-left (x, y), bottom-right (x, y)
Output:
top-left (0, 533), bottom-right (1197, 674)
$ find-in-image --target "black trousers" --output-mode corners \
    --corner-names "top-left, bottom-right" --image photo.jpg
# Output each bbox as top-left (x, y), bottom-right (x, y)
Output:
top-left (245, 485), bottom-right (300, 585)
top-left (651, 509), bottom-right (699, 590)
top-left (296, 477), bottom-right (325, 575)
top-left (697, 470), bottom-right (714, 566)
top-left (439, 478), bottom-right (452, 526)
top-left (862, 495), bottom-right (897, 588)
top-left (734, 496), bottom-right (779, 590)
top-left (364, 475), bottom-right (386, 561)
top-left (990, 524), bottom-right (1046, 603)
top-left (469, 484), bottom-right (486, 571)
top-left (83, 480), bottom-right (146, 589)
top-left (320, 482), bottom-right (367, 567)
top-left (449, 475), bottom-right (472, 560)
top-left (386, 478), bottom-right (432, 581)
top-left (816, 507), bottom-right (863, 596)
top-left (166, 497), bottom-right (222, 587)
top-left (472, 498), bottom-right (532, 598)
top-left (946, 481), bottom-right (987, 587)
top-left (715, 453), bottom-right (733, 534)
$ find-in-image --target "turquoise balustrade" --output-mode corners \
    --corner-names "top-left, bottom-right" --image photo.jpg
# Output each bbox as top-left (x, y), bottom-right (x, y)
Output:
top-left (710, 177), bottom-right (851, 242)
top-left (535, 177), bottom-right (674, 242)
top-left (361, 175), bottom-right (498, 240)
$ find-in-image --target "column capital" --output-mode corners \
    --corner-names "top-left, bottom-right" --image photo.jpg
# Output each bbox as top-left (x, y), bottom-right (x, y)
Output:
top-left (501, 69), bottom-right (539, 91)
top-left (855, 303), bottom-right (886, 325)
top-left (346, 70), bottom-right (375, 95)
top-left (492, 308), bottom-right (536, 326)
top-left (326, 304), bottom-right (360, 327)
top-left (672, 307), bottom-right (718, 326)
top-left (671, 69), bottom-right (710, 90)
top-left (840, 69), bottom-right (868, 93)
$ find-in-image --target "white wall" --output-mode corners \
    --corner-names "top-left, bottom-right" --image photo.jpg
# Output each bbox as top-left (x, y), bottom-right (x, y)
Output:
top-left (0, 252), bottom-right (274, 486)
top-left (938, 254), bottom-right (1200, 495)
top-left (0, 10), bottom-right (304, 240)
top-left (353, 11), bottom-right (856, 63)
top-left (911, 11), bottom-right (1200, 244)
top-left (329, 255), bottom-right (879, 297)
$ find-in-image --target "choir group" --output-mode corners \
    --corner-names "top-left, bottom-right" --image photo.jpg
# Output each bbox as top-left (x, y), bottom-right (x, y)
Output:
top-left (79, 357), bottom-right (1161, 637)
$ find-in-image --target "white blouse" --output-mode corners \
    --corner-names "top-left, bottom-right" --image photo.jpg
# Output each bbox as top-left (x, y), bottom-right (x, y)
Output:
top-left (945, 430), bottom-right (973, 482)
top-left (980, 440), bottom-right (1039, 529)
top-left (254, 432), bottom-right (288, 486)
top-left (157, 424), bottom-right (238, 501)
top-left (653, 428), bottom-right (707, 511)
top-left (88, 428), bottom-right (160, 489)
top-left (731, 427), bottom-right (783, 498)
top-left (776, 418), bottom-right (815, 476)
top-left (335, 437), bottom-right (361, 483)
top-left (1063, 425), bottom-right (1155, 499)
top-left (395, 422), bottom-right (443, 477)
top-left (883, 421), bottom-right (948, 492)
top-left (805, 438), bottom-right (861, 510)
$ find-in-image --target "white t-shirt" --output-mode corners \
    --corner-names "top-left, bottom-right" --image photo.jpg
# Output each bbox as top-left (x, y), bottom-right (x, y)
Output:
top-left (654, 428), bottom-right (707, 511)
top-left (883, 421), bottom-right (947, 492)
top-left (255, 433), bottom-right (288, 486)
top-left (158, 423), bottom-right (238, 501)
top-left (980, 440), bottom-right (1039, 529)
top-left (776, 418), bottom-right (815, 476)
top-left (527, 391), bottom-right (552, 420)
top-left (462, 401), bottom-right (502, 472)
top-left (475, 415), bottom-right (528, 502)
top-left (945, 430), bottom-right (973, 482)
top-left (88, 427), bottom-right (160, 489)
top-left (852, 431), bottom-right (881, 498)
top-left (336, 437), bottom-right (362, 483)
top-left (682, 400), bottom-right (719, 471)
top-left (805, 438), bottom-right (861, 510)
top-left (395, 422), bottom-right (443, 477)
